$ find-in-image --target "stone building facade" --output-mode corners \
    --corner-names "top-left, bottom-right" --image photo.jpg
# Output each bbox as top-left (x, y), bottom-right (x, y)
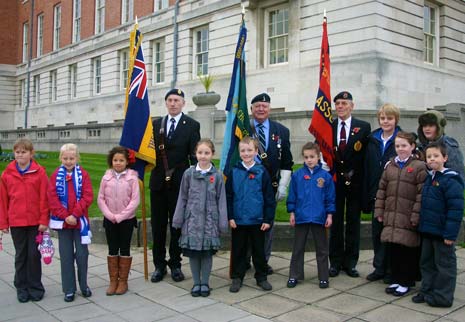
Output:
top-left (0, 0), bottom-right (465, 155)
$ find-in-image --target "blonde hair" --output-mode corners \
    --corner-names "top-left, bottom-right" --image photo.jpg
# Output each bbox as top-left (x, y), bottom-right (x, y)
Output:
top-left (59, 143), bottom-right (80, 162)
top-left (377, 103), bottom-right (400, 124)
top-left (13, 138), bottom-right (34, 152)
top-left (239, 136), bottom-right (259, 150)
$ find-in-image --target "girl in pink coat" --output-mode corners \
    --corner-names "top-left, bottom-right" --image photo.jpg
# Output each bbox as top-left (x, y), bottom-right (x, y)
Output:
top-left (98, 146), bottom-right (140, 296)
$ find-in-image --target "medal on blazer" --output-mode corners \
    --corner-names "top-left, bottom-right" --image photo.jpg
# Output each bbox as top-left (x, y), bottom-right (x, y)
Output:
top-left (354, 140), bottom-right (362, 151)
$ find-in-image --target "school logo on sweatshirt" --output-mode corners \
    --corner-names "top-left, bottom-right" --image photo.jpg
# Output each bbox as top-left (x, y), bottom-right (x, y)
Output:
top-left (317, 178), bottom-right (325, 188)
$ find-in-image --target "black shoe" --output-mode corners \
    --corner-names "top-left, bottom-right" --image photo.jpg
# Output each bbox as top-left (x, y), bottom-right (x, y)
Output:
top-left (17, 292), bottom-right (29, 303)
top-left (319, 280), bottom-right (329, 289)
top-left (266, 264), bottom-right (274, 275)
top-left (425, 296), bottom-right (452, 308)
top-left (230, 278), bottom-right (242, 293)
top-left (81, 287), bottom-right (92, 298)
top-left (412, 293), bottom-right (425, 303)
top-left (366, 271), bottom-right (384, 281)
top-left (64, 293), bottom-right (75, 302)
top-left (30, 293), bottom-right (44, 302)
top-left (344, 267), bottom-right (360, 278)
top-left (385, 285), bottom-right (399, 294)
top-left (329, 267), bottom-right (340, 277)
top-left (151, 267), bottom-right (167, 283)
top-left (200, 284), bottom-right (211, 297)
top-left (287, 278), bottom-right (298, 288)
top-left (171, 268), bottom-right (185, 282)
top-left (191, 285), bottom-right (201, 297)
top-left (393, 287), bottom-right (410, 297)
top-left (257, 280), bottom-right (272, 291)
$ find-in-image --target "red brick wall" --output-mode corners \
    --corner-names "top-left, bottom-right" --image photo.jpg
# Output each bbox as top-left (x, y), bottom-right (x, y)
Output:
top-left (135, 0), bottom-right (153, 18)
top-left (0, 1), bottom-right (18, 64)
top-left (81, 0), bottom-right (95, 39)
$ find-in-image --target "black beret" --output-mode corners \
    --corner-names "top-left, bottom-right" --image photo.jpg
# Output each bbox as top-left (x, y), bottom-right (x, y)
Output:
top-left (333, 91), bottom-right (353, 102)
top-left (251, 93), bottom-right (271, 105)
top-left (165, 88), bottom-right (185, 101)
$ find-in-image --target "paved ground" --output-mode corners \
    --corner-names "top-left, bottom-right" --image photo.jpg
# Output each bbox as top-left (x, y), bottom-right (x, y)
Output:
top-left (2, 236), bottom-right (465, 322)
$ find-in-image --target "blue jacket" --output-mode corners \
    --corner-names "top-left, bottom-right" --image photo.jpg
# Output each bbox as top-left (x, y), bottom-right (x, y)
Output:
top-left (286, 164), bottom-right (336, 225)
top-left (226, 162), bottom-right (276, 225)
top-left (419, 169), bottom-right (464, 241)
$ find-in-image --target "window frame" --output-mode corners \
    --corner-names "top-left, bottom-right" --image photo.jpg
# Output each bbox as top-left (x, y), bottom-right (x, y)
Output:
top-left (121, 0), bottom-right (133, 24)
top-left (95, 0), bottom-right (105, 34)
top-left (49, 70), bottom-right (58, 102)
top-left (265, 5), bottom-right (289, 67)
top-left (120, 49), bottom-right (129, 90)
top-left (20, 79), bottom-right (28, 108)
top-left (33, 74), bottom-right (40, 105)
top-left (73, 0), bottom-right (81, 43)
top-left (53, 5), bottom-right (61, 51)
top-left (154, 0), bottom-right (169, 11)
top-left (153, 39), bottom-right (165, 84)
top-left (92, 57), bottom-right (102, 95)
top-left (22, 22), bottom-right (28, 63)
top-left (423, 2), bottom-right (439, 65)
top-left (69, 64), bottom-right (78, 99)
top-left (37, 14), bottom-right (43, 57)
top-left (193, 26), bottom-right (209, 77)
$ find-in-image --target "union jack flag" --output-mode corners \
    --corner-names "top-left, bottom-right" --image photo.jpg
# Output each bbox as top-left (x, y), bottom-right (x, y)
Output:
top-left (120, 26), bottom-right (156, 180)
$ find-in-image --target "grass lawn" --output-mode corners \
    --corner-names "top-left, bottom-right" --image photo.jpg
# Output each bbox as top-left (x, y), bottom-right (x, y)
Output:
top-left (0, 151), bottom-right (393, 222)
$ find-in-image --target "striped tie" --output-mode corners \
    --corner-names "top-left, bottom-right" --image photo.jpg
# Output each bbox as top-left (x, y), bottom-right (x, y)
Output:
top-left (168, 118), bottom-right (175, 140)
top-left (257, 123), bottom-right (266, 152)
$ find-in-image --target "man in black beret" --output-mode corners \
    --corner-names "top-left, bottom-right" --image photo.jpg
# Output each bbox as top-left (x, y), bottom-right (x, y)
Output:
top-left (329, 91), bottom-right (371, 278)
top-left (149, 88), bottom-right (200, 283)
top-left (248, 92), bottom-right (294, 274)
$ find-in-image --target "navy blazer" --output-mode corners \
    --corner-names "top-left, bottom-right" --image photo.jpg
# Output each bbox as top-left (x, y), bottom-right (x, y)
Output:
top-left (332, 117), bottom-right (371, 186)
top-left (149, 113), bottom-right (200, 191)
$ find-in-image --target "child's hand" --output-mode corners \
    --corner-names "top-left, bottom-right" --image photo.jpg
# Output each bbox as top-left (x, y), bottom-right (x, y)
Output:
top-left (444, 239), bottom-right (454, 246)
top-left (65, 215), bottom-right (77, 226)
top-left (1, 229), bottom-right (9, 234)
top-left (38, 224), bottom-right (48, 232)
top-left (325, 214), bottom-right (333, 228)
top-left (261, 223), bottom-right (270, 231)
top-left (289, 213), bottom-right (295, 227)
top-left (377, 216), bottom-right (383, 223)
top-left (229, 219), bottom-right (237, 229)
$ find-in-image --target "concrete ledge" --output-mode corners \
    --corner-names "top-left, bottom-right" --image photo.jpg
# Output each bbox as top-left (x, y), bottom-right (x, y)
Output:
top-left (52, 219), bottom-right (465, 251)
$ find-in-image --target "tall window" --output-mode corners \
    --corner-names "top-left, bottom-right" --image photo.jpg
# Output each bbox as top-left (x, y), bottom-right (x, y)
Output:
top-left (193, 27), bottom-right (209, 76)
top-left (49, 70), bottom-right (57, 102)
top-left (22, 23), bottom-right (28, 62)
top-left (267, 7), bottom-right (289, 65)
top-left (37, 14), bottom-right (43, 57)
top-left (154, 0), bottom-right (168, 10)
top-left (95, 0), bottom-right (105, 34)
top-left (20, 79), bottom-right (28, 107)
top-left (53, 5), bottom-right (61, 50)
top-left (424, 3), bottom-right (438, 64)
top-left (121, 0), bottom-right (133, 24)
top-left (153, 39), bottom-right (165, 84)
top-left (69, 64), bottom-right (78, 99)
top-left (33, 75), bottom-right (40, 105)
top-left (73, 0), bottom-right (81, 43)
top-left (92, 57), bottom-right (102, 95)
top-left (120, 49), bottom-right (129, 89)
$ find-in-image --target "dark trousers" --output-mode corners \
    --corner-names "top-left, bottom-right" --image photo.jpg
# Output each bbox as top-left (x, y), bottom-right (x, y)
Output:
top-left (231, 225), bottom-right (267, 282)
top-left (104, 218), bottom-right (135, 256)
top-left (371, 214), bottom-right (389, 275)
top-left (10, 226), bottom-right (45, 299)
top-left (151, 187), bottom-right (182, 269)
top-left (329, 182), bottom-right (361, 269)
top-left (388, 242), bottom-right (420, 287)
top-left (420, 236), bottom-right (457, 306)
top-left (289, 223), bottom-right (329, 281)
top-left (57, 229), bottom-right (89, 294)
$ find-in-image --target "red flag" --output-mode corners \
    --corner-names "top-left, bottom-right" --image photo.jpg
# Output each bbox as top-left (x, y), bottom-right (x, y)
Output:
top-left (309, 17), bottom-right (334, 172)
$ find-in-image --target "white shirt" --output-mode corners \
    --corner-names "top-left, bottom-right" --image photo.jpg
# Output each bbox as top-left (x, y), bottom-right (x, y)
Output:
top-left (166, 112), bottom-right (183, 135)
top-left (337, 116), bottom-right (352, 146)
top-left (242, 161), bottom-right (256, 171)
top-left (196, 163), bottom-right (212, 175)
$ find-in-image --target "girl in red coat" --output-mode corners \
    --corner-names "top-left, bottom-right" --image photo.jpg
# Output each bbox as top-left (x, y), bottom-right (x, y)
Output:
top-left (0, 138), bottom-right (49, 303)
top-left (48, 143), bottom-right (93, 302)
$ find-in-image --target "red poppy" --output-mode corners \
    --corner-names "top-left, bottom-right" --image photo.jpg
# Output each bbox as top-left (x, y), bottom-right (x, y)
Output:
top-left (209, 176), bottom-right (214, 183)
top-left (249, 174), bottom-right (255, 179)
top-left (432, 180), bottom-right (440, 187)
top-left (128, 149), bottom-right (136, 165)
top-left (353, 127), bottom-right (360, 134)
top-left (407, 167), bottom-right (414, 173)
top-left (304, 175), bottom-right (310, 180)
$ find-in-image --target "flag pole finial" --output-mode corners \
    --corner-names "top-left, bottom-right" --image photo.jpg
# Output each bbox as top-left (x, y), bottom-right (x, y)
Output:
top-left (135, 16), bottom-right (138, 25)
top-left (241, 5), bottom-right (245, 18)
top-left (323, 9), bottom-right (326, 18)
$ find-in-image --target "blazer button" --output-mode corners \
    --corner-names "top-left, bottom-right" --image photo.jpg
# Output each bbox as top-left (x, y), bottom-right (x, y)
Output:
top-left (341, 160), bottom-right (344, 164)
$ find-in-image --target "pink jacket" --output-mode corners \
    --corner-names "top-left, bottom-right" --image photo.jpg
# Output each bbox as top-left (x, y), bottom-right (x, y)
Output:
top-left (0, 160), bottom-right (49, 229)
top-left (97, 169), bottom-right (140, 223)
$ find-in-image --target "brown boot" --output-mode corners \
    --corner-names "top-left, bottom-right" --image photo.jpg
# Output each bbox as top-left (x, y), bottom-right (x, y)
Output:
top-left (115, 256), bottom-right (132, 295)
top-left (106, 256), bottom-right (119, 296)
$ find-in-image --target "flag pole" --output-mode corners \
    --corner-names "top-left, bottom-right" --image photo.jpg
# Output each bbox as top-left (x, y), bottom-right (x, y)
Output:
top-left (139, 179), bottom-right (148, 280)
